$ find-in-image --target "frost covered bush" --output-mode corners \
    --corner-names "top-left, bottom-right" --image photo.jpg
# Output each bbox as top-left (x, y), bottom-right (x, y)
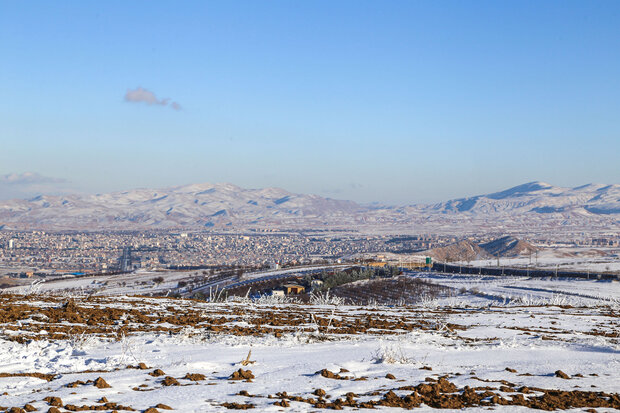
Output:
top-left (371, 343), bottom-right (414, 364)
top-left (310, 291), bottom-right (346, 306)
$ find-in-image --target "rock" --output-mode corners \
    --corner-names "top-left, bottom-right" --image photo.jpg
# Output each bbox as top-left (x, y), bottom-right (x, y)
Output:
top-left (161, 376), bottom-right (180, 386)
top-left (44, 397), bottom-right (63, 407)
top-left (183, 373), bottom-right (206, 381)
top-left (94, 377), bottom-right (111, 388)
top-left (314, 389), bottom-right (326, 397)
top-left (555, 370), bottom-right (570, 379)
top-left (229, 369), bottom-right (255, 381)
top-left (385, 374), bottom-right (396, 380)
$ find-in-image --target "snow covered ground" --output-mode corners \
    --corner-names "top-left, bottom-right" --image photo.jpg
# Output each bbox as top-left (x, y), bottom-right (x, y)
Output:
top-left (408, 271), bottom-right (620, 306)
top-left (454, 247), bottom-right (620, 273)
top-left (0, 275), bottom-right (619, 412)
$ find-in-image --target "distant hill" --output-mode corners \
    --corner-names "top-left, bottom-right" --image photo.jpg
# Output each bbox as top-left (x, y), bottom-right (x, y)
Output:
top-left (0, 181), bottom-right (619, 233)
top-left (425, 236), bottom-right (538, 262)
top-left (423, 240), bottom-right (488, 262)
top-left (480, 236), bottom-right (537, 257)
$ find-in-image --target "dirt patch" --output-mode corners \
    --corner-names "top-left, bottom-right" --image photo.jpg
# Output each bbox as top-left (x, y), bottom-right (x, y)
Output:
top-left (315, 369), bottom-right (350, 380)
top-left (0, 372), bottom-right (56, 381)
top-left (221, 402), bottom-right (255, 409)
top-left (161, 376), bottom-right (179, 386)
top-left (44, 397), bottom-right (63, 407)
top-left (555, 370), bottom-right (570, 379)
top-left (94, 377), bottom-right (111, 388)
top-left (230, 369), bottom-right (254, 381)
top-left (183, 373), bottom-right (206, 381)
top-left (270, 377), bottom-right (620, 410)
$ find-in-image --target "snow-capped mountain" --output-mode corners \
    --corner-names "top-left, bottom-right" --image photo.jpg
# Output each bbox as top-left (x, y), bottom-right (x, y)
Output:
top-left (405, 181), bottom-right (620, 216)
top-left (0, 181), bottom-right (618, 233)
top-left (0, 183), bottom-right (361, 230)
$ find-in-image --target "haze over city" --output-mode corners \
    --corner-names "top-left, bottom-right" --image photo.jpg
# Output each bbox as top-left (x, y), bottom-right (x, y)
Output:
top-left (2, 1), bottom-right (620, 203)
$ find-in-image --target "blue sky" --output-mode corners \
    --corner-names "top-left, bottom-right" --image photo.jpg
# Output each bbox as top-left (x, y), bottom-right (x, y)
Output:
top-left (1, 1), bottom-right (619, 203)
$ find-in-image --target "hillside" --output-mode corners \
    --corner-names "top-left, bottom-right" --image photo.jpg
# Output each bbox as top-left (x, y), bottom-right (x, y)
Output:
top-left (0, 181), bottom-right (619, 233)
top-left (425, 236), bottom-right (538, 261)
top-left (479, 236), bottom-right (538, 257)
top-left (424, 240), bottom-right (489, 262)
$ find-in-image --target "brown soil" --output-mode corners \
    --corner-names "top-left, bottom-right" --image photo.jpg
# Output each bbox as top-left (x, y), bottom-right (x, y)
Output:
top-left (0, 294), bottom-right (472, 343)
top-left (313, 389), bottom-right (326, 397)
top-left (555, 370), bottom-right (570, 379)
top-left (230, 369), bottom-right (254, 381)
top-left (44, 397), bottom-right (63, 407)
top-left (183, 373), bottom-right (206, 381)
top-left (268, 377), bottom-right (620, 410)
top-left (94, 377), bottom-right (111, 388)
top-left (221, 402), bottom-right (255, 409)
top-left (161, 376), bottom-right (179, 386)
top-left (316, 369), bottom-right (350, 380)
top-left (62, 402), bottom-right (135, 411)
top-left (0, 372), bottom-right (56, 381)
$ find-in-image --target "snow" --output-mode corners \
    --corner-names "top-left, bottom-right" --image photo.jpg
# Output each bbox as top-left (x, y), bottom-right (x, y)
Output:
top-left (1, 276), bottom-right (619, 411)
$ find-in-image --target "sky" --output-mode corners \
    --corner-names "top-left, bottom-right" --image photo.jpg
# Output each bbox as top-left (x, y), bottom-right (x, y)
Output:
top-left (1, 1), bottom-right (619, 204)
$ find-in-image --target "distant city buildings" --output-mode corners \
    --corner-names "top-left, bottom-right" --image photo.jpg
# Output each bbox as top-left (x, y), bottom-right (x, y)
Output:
top-left (0, 230), bottom-right (617, 277)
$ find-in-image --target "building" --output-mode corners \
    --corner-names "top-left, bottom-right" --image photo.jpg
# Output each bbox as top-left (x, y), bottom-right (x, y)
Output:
top-left (283, 284), bottom-right (305, 295)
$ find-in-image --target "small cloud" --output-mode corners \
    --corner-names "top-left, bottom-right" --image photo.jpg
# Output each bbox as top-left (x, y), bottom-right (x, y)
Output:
top-left (0, 172), bottom-right (75, 201)
top-left (124, 87), bottom-right (181, 110)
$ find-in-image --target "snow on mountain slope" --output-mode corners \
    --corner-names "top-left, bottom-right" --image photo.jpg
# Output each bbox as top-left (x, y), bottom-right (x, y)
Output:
top-left (417, 181), bottom-right (620, 216)
top-left (0, 183), bottom-right (362, 230)
top-left (0, 181), bottom-right (618, 233)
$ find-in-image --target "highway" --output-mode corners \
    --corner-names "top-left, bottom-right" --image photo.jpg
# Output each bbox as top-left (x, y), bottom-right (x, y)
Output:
top-left (186, 264), bottom-right (352, 297)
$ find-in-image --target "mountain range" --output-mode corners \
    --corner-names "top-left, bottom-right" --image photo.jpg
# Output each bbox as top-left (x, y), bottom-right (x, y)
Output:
top-left (0, 181), bottom-right (619, 234)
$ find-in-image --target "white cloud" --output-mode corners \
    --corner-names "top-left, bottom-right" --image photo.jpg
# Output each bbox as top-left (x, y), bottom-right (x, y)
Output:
top-left (124, 87), bottom-right (182, 110)
top-left (0, 172), bottom-right (75, 201)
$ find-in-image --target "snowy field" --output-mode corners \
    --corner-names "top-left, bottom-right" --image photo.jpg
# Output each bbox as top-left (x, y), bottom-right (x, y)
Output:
top-left (408, 272), bottom-right (620, 306)
top-left (454, 247), bottom-right (620, 273)
top-left (0, 275), bottom-right (619, 412)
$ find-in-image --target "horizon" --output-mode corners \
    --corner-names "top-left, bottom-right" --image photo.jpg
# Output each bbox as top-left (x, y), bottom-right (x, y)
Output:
top-left (1, 173), bottom-right (618, 206)
top-left (2, 1), bottom-right (620, 204)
